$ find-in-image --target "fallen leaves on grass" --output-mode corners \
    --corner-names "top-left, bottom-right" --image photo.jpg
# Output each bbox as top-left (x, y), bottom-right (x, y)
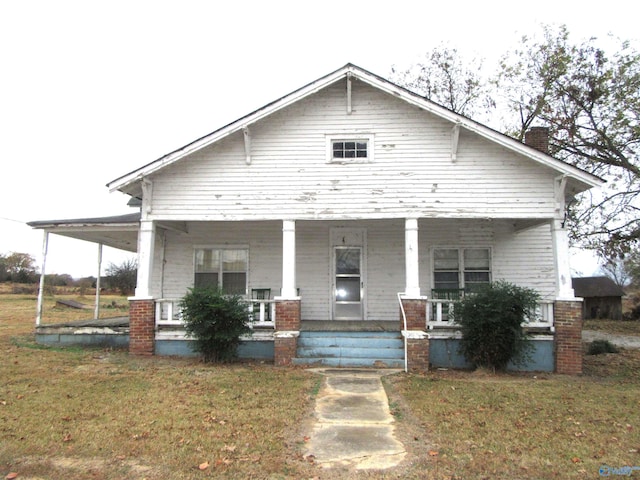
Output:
top-left (5, 473), bottom-right (19, 480)
top-left (198, 461), bottom-right (209, 470)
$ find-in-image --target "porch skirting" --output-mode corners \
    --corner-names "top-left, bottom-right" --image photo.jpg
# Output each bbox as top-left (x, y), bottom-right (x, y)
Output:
top-left (36, 297), bottom-right (575, 374)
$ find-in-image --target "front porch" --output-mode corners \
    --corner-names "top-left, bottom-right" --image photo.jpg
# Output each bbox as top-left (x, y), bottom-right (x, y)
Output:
top-left (31, 216), bottom-right (583, 373)
top-left (34, 295), bottom-right (567, 372)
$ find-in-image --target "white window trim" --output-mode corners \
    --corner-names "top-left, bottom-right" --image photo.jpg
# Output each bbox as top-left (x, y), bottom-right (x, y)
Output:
top-left (431, 246), bottom-right (493, 291)
top-left (325, 133), bottom-right (374, 164)
top-left (193, 245), bottom-right (250, 295)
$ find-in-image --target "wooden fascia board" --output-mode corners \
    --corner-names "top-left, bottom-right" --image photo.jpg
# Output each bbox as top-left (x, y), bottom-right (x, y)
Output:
top-left (33, 223), bottom-right (139, 233)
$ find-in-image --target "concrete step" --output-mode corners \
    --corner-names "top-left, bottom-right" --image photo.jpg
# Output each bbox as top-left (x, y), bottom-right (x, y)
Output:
top-left (298, 336), bottom-right (403, 349)
top-left (295, 331), bottom-right (404, 368)
top-left (292, 356), bottom-right (405, 368)
top-left (297, 345), bottom-right (404, 359)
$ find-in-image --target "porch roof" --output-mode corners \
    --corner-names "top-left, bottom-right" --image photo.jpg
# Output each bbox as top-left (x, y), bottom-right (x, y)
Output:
top-left (107, 63), bottom-right (603, 200)
top-left (27, 212), bottom-right (140, 252)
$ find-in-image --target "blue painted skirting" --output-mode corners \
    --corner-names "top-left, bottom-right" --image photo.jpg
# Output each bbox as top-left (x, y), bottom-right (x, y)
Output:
top-left (429, 337), bottom-right (555, 372)
top-left (36, 330), bottom-right (556, 371)
top-left (155, 339), bottom-right (274, 359)
top-left (36, 333), bottom-right (130, 349)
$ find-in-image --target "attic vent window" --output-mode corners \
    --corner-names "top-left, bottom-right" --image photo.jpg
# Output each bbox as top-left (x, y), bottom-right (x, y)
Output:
top-left (326, 134), bottom-right (374, 163)
top-left (333, 140), bottom-right (367, 159)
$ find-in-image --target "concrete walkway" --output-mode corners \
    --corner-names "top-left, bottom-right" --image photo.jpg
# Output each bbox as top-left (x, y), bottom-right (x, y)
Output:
top-left (305, 369), bottom-right (406, 470)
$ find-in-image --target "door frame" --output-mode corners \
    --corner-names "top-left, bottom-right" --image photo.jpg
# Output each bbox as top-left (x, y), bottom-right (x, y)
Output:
top-left (330, 228), bottom-right (366, 320)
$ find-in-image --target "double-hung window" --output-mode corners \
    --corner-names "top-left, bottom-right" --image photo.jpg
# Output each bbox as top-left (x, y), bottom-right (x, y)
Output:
top-left (433, 248), bottom-right (491, 293)
top-left (194, 248), bottom-right (248, 295)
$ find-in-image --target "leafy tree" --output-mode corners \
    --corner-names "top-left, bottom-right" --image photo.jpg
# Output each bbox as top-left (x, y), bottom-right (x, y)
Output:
top-left (0, 252), bottom-right (38, 283)
top-left (495, 25), bottom-right (640, 257)
top-left (179, 287), bottom-right (251, 362)
top-left (393, 26), bottom-right (640, 256)
top-left (44, 273), bottom-right (74, 286)
top-left (105, 258), bottom-right (137, 295)
top-left (624, 250), bottom-right (640, 288)
top-left (390, 45), bottom-right (495, 118)
top-left (599, 254), bottom-right (631, 288)
top-left (453, 281), bottom-right (538, 371)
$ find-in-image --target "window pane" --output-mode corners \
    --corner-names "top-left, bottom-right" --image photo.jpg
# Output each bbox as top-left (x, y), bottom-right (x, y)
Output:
top-left (434, 249), bottom-right (459, 270)
top-left (196, 249), bottom-right (219, 272)
top-left (464, 249), bottom-right (490, 270)
top-left (356, 149), bottom-right (367, 158)
top-left (336, 278), bottom-right (360, 301)
top-left (465, 271), bottom-right (490, 283)
top-left (223, 272), bottom-right (246, 295)
top-left (336, 248), bottom-right (360, 274)
top-left (345, 150), bottom-right (355, 158)
top-left (195, 272), bottom-right (218, 289)
top-left (333, 142), bottom-right (344, 158)
top-left (345, 141), bottom-right (355, 150)
top-left (223, 250), bottom-right (247, 271)
top-left (434, 271), bottom-right (459, 290)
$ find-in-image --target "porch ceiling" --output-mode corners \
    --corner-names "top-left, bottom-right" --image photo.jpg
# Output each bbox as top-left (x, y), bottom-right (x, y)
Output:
top-left (28, 212), bottom-right (140, 252)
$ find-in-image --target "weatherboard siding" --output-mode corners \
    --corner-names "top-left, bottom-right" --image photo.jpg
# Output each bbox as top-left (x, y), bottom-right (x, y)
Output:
top-left (148, 80), bottom-right (557, 222)
top-left (149, 218), bottom-right (555, 321)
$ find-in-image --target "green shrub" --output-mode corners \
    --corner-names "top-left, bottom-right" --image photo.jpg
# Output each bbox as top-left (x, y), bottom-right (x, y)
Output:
top-left (453, 281), bottom-right (539, 371)
top-left (587, 339), bottom-right (619, 355)
top-left (179, 287), bottom-right (252, 363)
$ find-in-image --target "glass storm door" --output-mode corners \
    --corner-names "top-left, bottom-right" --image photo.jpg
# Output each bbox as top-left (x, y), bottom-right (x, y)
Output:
top-left (333, 246), bottom-right (363, 320)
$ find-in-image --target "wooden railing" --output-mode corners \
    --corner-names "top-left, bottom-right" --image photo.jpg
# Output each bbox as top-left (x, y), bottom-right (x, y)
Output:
top-left (427, 299), bottom-right (554, 330)
top-left (154, 298), bottom-right (275, 328)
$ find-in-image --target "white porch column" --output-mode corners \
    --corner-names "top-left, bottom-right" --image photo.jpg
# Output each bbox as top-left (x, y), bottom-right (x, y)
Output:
top-left (404, 218), bottom-right (421, 297)
top-left (35, 230), bottom-right (49, 326)
top-left (280, 220), bottom-right (297, 298)
top-left (551, 218), bottom-right (576, 300)
top-left (94, 243), bottom-right (103, 319)
top-left (134, 219), bottom-right (156, 298)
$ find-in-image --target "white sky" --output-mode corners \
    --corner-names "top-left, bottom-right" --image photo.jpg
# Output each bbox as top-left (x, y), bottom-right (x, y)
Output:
top-left (1, 0), bottom-right (637, 278)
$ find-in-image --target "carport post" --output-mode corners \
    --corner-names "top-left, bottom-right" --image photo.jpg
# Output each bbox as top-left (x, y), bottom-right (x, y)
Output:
top-left (94, 243), bottom-right (103, 320)
top-left (35, 230), bottom-right (49, 326)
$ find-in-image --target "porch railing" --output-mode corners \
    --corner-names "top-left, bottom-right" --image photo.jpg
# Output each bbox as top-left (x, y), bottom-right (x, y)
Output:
top-left (427, 298), bottom-right (555, 331)
top-left (154, 298), bottom-right (275, 329)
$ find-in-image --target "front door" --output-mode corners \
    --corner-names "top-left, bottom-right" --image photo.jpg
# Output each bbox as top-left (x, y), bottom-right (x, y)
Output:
top-left (333, 246), bottom-right (363, 320)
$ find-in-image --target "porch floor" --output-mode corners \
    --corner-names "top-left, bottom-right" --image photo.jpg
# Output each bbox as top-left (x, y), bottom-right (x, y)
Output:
top-left (300, 321), bottom-right (399, 332)
top-left (36, 317), bottom-right (130, 329)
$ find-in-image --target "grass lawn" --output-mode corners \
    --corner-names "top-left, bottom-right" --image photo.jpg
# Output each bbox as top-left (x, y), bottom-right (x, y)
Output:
top-left (584, 318), bottom-right (640, 336)
top-left (2, 290), bottom-right (640, 479)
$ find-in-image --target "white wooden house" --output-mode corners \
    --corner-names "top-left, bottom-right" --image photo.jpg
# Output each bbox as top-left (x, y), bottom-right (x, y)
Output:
top-left (31, 64), bottom-right (601, 373)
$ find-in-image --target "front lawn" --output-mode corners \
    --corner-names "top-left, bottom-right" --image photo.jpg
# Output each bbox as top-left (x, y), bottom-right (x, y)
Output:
top-left (2, 292), bottom-right (639, 479)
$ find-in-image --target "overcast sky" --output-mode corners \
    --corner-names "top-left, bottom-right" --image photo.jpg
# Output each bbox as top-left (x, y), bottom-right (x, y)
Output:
top-left (1, 0), bottom-right (637, 277)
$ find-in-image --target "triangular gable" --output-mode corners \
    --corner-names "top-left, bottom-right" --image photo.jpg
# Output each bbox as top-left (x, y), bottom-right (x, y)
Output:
top-left (107, 63), bottom-right (603, 196)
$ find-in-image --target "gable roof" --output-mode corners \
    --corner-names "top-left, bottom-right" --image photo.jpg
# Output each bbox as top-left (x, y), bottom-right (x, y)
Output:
top-left (572, 276), bottom-right (625, 298)
top-left (107, 63), bottom-right (603, 197)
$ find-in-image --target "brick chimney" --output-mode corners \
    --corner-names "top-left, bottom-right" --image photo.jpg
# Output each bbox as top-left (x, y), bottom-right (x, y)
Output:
top-left (525, 127), bottom-right (549, 154)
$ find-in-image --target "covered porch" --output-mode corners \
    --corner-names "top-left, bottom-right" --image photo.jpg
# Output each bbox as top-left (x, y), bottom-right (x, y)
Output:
top-left (30, 214), bottom-right (582, 372)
